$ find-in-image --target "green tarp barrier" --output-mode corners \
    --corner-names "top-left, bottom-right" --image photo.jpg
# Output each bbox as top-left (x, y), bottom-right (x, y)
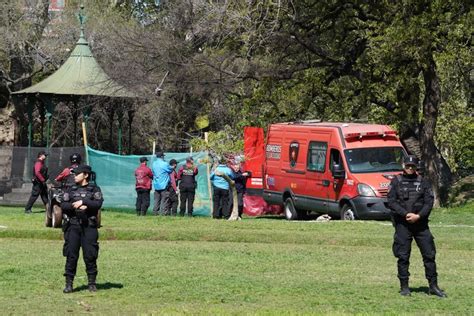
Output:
top-left (87, 146), bottom-right (211, 216)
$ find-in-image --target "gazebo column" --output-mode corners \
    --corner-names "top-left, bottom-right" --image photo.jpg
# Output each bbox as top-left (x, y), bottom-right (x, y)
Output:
top-left (26, 99), bottom-right (34, 149)
top-left (72, 100), bottom-right (78, 146)
top-left (108, 108), bottom-right (115, 152)
top-left (44, 97), bottom-right (55, 150)
top-left (39, 102), bottom-right (45, 146)
top-left (82, 106), bottom-right (93, 164)
top-left (127, 109), bottom-right (134, 155)
top-left (117, 109), bottom-right (124, 155)
top-left (25, 98), bottom-right (34, 181)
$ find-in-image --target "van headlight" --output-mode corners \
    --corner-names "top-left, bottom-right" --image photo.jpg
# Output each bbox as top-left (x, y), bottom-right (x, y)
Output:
top-left (357, 183), bottom-right (376, 197)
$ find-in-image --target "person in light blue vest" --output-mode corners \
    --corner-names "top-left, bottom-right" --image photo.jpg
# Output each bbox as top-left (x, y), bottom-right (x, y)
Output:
top-left (152, 151), bottom-right (172, 216)
top-left (210, 158), bottom-right (235, 219)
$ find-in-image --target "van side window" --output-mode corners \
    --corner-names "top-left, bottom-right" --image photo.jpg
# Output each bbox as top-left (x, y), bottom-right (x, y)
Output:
top-left (330, 149), bottom-right (342, 172)
top-left (307, 142), bottom-right (327, 172)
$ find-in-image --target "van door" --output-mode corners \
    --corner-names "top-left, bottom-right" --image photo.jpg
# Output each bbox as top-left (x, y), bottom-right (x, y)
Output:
top-left (325, 148), bottom-right (344, 215)
top-left (304, 138), bottom-right (330, 213)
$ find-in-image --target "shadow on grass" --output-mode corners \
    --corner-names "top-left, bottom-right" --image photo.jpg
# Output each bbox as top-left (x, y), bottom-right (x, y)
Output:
top-left (253, 215), bottom-right (285, 220)
top-left (74, 282), bottom-right (123, 292)
top-left (253, 213), bottom-right (323, 220)
top-left (410, 286), bottom-right (429, 294)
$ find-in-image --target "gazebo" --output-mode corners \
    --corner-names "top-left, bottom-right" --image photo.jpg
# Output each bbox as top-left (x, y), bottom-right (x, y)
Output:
top-left (12, 5), bottom-right (139, 161)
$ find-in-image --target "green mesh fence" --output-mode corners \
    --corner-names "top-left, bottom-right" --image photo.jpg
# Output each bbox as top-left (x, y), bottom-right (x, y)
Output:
top-left (87, 146), bottom-right (211, 216)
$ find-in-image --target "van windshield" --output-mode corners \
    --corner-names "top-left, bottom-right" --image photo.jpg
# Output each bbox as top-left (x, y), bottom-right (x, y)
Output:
top-left (344, 147), bottom-right (405, 173)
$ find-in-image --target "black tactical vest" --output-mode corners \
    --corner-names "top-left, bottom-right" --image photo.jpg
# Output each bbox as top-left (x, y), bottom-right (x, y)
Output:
top-left (395, 174), bottom-right (424, 213)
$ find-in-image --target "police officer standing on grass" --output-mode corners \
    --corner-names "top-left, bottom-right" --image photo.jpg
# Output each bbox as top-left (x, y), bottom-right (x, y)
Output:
top-left (24, 151), bottom-right (49, 214)
top-left (61, 165), bottom-right (103, 293)
top-left (387, 155), bottom-right (446, 298)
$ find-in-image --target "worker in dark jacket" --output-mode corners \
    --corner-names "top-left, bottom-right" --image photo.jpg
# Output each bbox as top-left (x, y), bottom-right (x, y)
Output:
top-left (55, 153), bottom-right (82, 188)
top-left (135, 157), bottom-right (153, 216)
top-left (231, 161), bottom-right (251, 219)
top-left (177, 157), bottom-right (198, 216)
top-left (24, 151), bottom-right (49, 214)
top-left (387, 155), bottom-right (446, 298)
top-left (61, 164), bottom-right (103, 293)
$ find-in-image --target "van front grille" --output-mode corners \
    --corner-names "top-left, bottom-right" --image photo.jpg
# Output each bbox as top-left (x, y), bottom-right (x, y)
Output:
top-left (378, 188), bottom-right (389, 197)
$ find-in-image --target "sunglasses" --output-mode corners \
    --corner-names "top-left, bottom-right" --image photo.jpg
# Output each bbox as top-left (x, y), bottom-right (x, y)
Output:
top-left (404, 165), bottom-right (416, 169)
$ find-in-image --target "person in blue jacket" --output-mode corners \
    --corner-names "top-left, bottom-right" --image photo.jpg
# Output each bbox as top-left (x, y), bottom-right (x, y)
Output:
top-left (152, 151), bottom-right (172, 216)
top-left (210, 158), bottom-right (235, 219)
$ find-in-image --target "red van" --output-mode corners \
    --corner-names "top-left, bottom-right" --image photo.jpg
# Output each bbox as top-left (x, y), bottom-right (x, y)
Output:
top-left (262, 121), bottom-right (406, 220)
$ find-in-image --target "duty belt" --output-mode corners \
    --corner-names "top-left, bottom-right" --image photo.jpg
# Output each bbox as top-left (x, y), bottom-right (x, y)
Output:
top-left (69, 217), bottom-right (81, 225)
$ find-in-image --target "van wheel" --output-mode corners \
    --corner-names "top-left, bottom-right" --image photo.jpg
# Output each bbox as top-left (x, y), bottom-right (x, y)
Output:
top-left (45, 203), bottom-right (52, 227)
top-left (340, 204), bottom-right (356, 221)
top-left (52, 205), bottom-right (62, 228)
top-left (284, 198), bottom-right (298, 220)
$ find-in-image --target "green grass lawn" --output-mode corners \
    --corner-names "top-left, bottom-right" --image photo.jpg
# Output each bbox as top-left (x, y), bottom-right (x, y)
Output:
top-left (0, 204), bottom-right (473, 315)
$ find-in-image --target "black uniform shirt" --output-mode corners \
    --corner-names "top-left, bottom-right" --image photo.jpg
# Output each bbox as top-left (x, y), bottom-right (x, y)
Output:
top-left (61, 183), bottom-right (103, 218)
top-left (387, 172), bottom-right (434, 224)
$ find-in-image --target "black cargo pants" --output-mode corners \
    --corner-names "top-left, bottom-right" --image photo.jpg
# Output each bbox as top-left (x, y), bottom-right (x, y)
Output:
top-left (136, 189), bottom-right (150, 215)
top-left (392, 223), bottom-right (437, 281)
top-left (25, 181), bottom-right (48, 210)
top-left (212, 187), bottom-right (230, 219)
top-left (63, 222), bottom-right (99, 279)
top-left (179, 186), bottom-right (195, 216)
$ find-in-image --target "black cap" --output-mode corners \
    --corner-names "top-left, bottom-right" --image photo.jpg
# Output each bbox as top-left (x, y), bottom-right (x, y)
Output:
top-left (140, 157), bottom-right (148, 163)
top-left (37, 151), bottom-right (48, 157)
top-left (156, 151), bottom-right (164, 158)
top-left (186, 156), bottom-right (194, 162)
top-left (73, 164), bottom-right (92, 174)
top-left (169, 159), bottom-right (178, 165)
top-left (403, 155), bottom-right (419, 166)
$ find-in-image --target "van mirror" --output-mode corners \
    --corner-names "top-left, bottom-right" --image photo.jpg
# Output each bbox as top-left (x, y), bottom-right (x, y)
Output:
top-left (332, 164), bottom-right (345, 179)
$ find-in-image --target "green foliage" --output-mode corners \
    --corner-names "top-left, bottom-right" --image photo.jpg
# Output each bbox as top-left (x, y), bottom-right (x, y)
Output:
top-left (189, 126), bottom-right (244, 160)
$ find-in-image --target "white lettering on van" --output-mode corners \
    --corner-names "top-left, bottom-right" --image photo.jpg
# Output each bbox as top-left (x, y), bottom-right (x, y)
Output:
top-left (266, 144), bottom-right (281, 160)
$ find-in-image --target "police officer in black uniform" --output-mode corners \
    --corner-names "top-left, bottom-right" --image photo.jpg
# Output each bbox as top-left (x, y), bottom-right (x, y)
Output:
top-left (387, 155), bottom-right (446, 297)
top-left (61, 165), bottom-right (103, 293)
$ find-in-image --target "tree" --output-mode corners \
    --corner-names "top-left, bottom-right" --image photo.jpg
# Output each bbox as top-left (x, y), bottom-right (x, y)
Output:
top-left (0, 0), bottom-right (50, 144)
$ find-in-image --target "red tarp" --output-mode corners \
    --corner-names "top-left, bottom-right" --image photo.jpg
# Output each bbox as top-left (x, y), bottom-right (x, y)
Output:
top-left (243, 126), bottom-right (265, 190)
top-left (242, 126), bottom-right (282, 216)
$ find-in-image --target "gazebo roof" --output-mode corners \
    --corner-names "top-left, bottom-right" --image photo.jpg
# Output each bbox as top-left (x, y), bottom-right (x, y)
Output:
top-left (13, 26), bottom-right (136, 99)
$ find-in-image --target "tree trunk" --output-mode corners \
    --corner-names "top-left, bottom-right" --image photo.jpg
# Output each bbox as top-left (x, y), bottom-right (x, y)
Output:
top-left (420, 54), bottom-right (452, 206)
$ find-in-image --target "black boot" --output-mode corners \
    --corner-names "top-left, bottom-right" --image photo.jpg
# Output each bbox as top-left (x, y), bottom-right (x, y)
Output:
top-left (429, 279), bottom-right (447, 298)
top-left (399, 279), bottom-right (411, 296)
top-left (88, 275), bottom-right (97, 292)
top-left (63, 277), bottom-right (73, 293)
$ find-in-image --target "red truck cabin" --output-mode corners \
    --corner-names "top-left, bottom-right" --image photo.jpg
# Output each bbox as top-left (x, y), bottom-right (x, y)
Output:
top-left (262, 122), bottom-right (406, 220)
